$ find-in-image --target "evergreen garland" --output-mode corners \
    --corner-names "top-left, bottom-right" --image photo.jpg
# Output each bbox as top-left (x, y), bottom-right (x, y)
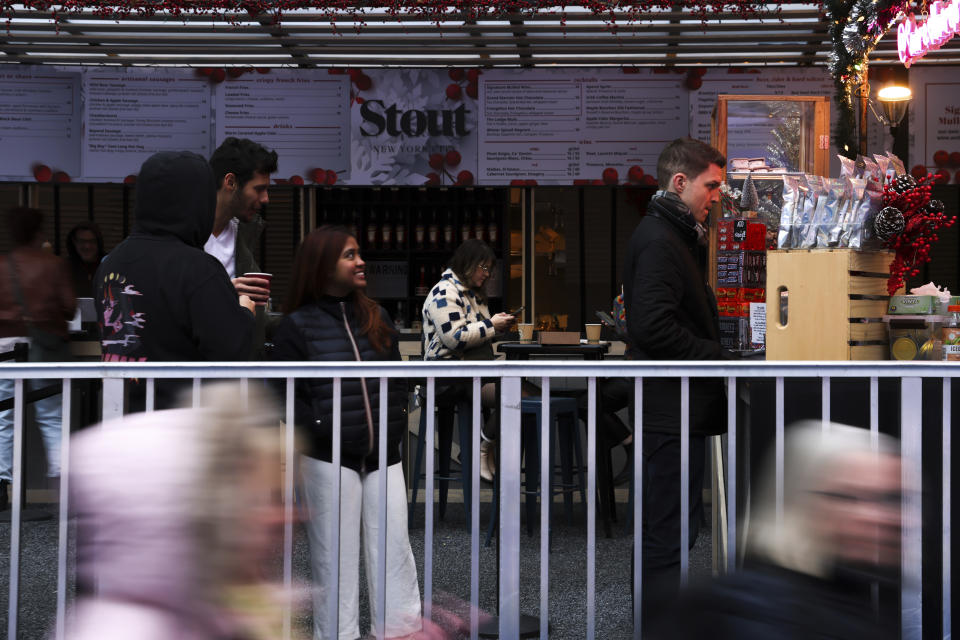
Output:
top-left (826, 0), bottom-right (911, 158)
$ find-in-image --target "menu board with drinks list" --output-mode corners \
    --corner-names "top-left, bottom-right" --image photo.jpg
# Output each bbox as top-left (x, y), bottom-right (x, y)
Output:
top-left (477, 69), bottom-right (687, 184)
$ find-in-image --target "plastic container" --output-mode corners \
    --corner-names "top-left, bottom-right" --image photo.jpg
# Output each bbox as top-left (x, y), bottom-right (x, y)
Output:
top-left (943, 305), bottom-right (960, 361)
top-left (883, 315), bottom-right (944, 361)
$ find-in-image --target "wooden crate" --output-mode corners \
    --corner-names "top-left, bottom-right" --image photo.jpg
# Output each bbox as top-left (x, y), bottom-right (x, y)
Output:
top-left (765, 250), bottom-right (896, 360)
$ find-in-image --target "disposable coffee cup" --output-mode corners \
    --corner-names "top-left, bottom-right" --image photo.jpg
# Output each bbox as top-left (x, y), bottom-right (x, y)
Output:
top-left (518, 323), bottom-right (534, 342)
top-left (243, 272), bottom-right (272, 306)
top-left (585, 323), bottom-right (602, 342)
top-left (243, 272), bottom-right (273, 285)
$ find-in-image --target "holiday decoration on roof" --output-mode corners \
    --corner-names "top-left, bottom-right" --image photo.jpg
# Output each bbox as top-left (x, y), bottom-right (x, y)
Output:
top-left (825, 0), bottom-right (913, 157)
top-left (0, 0), bottom-right (793, 25)
top-left (876, 173), bottom-right (956, 294)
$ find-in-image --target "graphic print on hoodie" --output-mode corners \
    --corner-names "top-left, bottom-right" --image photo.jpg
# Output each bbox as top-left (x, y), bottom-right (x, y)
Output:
top-left (95, 151), bottom-right (254, 364)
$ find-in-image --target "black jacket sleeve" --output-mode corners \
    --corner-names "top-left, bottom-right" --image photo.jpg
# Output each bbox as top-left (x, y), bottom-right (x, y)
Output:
top-left (269, 315), bottom-right (319, 432)
top-left (627, 239), bottom-right (724, 361)
top-left (189, 272), bottom-right (255, 361)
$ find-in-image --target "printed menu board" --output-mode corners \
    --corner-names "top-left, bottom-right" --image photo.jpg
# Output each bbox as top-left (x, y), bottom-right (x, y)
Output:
top-left (83, 69), bottom-right (211, 180)
top-left (909, 66), bottom-right (960, 176)
top-left (478, 69), bottom-right (686, 184)
top-left (214, 70), bottom-right (350, 182)
top-left (0, 70), bottom-right (80, 180)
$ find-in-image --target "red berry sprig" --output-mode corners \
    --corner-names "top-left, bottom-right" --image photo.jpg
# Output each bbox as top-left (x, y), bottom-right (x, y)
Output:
top-left (880, 172), bottom-right (956, 294)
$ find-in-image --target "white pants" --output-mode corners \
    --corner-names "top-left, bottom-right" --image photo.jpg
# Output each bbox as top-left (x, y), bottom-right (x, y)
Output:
top-left (300, 457), bottom-right (421, 640)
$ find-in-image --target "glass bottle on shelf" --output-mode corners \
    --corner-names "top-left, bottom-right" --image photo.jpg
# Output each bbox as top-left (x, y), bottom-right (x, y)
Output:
top-left (474, 208), bottom-right (486, 243)
top-left (395, 209), bottom-right (407, 249)
top-left (415, 265), bottom-right (428, 296)
top-left (414, 209), bottom-right (426, 250)
top-left (366, 209), bottom-right (379, 250)
top-left (347, 208), bottom-right (360, 242)
top-left (487, 207), bottom-right (499, 246)
top-left (442, 210), bottom-right (455, 250)
top-left (428, 210), bottom-right (440, 250)
top-left (382, 209), bottom-right (394, 250)
top-left (460, 210), bottom-right (472, 244)
top-left (394, 300), bottom-right (406, 330)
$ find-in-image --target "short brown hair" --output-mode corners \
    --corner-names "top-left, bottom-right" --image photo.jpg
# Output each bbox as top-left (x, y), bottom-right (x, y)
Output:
top-left (656, 138), bottom-right (726, 189)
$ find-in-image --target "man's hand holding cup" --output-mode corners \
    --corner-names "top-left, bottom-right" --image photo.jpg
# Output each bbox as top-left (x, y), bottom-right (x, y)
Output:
top-left (233, 272), bottom-right (272, 306)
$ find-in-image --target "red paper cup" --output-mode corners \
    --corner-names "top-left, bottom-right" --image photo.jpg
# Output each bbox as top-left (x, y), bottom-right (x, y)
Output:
top-left (243, 272), bottom-right (272, 285)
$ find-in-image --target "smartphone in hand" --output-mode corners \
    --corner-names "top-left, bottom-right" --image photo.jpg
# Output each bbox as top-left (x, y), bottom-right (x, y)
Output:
top-left (509, 306), bottom-right (525, 317)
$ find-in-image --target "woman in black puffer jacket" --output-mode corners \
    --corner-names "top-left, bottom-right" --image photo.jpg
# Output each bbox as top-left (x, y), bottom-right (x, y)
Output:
top-left (271, 226), bottom-right (421, 640)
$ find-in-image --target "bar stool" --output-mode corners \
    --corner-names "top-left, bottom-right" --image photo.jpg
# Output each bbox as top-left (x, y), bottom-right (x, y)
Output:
top-left (484, 396), bottom-right (587, 546)
top-left (408, 388), bottom-right (474, 528)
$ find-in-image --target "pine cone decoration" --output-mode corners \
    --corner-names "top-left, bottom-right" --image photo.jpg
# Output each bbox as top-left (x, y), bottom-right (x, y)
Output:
top-left (874, 206), bottom-right (905, 241)
top-left (890, 174), bottom-right (917, 194)
top-left (921, 199), bottom-right (945, 215)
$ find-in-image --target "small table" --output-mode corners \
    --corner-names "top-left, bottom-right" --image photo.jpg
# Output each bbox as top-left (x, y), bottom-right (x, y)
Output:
top-left (497, 341), bottom-right (610, 360)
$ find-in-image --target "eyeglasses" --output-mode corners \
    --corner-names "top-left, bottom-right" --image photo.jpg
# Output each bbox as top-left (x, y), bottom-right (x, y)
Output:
top-left (478, 264), bottom-right (492, 274)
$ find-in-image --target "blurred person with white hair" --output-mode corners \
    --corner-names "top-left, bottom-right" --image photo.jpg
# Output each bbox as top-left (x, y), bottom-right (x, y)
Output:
top-left (64, 383), bottom-right (297, 640)
top-left (655, 421), bottom-right (904, 640)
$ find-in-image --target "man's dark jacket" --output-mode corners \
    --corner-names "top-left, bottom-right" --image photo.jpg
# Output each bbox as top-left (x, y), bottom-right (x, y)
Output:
top-left (94, 150), bottom-right (254, 368)
top-left (270, 296), bottom-right (407, 474)
top-left (623, 191), bottom-right (728, 436)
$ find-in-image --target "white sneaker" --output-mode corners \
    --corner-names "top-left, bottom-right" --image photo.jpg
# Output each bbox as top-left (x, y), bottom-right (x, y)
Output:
top-left (479, 439), bottom-right (496, 483)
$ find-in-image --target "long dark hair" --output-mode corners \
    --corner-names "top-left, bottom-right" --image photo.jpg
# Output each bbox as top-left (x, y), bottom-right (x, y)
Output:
top-left (66, 221), bottom-right (105, 263)
top-left (285, 226), bottom-right (394, 353)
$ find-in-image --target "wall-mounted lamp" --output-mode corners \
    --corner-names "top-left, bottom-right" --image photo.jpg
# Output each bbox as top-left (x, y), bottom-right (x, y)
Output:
top-left (875, 85), bottom-right (912, 127)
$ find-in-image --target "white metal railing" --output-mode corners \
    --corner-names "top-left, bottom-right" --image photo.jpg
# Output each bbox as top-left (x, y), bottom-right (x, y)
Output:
top-left (1, 360), bottom-right (954, 640)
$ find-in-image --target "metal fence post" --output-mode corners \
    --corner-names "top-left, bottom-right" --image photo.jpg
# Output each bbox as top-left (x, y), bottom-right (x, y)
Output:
top-left (498, 376), bottom-right (522, 638)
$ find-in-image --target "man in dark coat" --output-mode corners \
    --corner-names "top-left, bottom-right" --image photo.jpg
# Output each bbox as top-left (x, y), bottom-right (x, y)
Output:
top-left (622, 137), bottom-right (730, 624)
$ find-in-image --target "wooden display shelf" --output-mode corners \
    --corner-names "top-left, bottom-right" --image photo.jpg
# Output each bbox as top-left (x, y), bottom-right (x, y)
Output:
top-left (765, 249), bottom-right (897, 361)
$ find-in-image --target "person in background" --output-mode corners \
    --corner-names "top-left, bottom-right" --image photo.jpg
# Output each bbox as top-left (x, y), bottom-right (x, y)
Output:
top-left (622, 137), bottom-right (730, 624)
top-left (207, 137), bottom-right (278, 306)
top-left (420, 239), bottom-right (518, 483)
top-left (94, 151), bottom-right (254, 408)
top-left (271, 226), bottom-right (421, 640)
top-left (0, 207), bottom-right (76, 510)
top-left (657, 422), bottom-right (902, 640)
top-left (66, 382), bottom-right (302, 640)
top-left (65, 222), bottom-right (106, 298)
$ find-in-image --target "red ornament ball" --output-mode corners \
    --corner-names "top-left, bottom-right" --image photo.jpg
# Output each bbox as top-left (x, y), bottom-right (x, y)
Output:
top-left (53, 171), bottom-right (70, 183)
top-left (289, 175), bottom-right (304, 186)
top-left (591, 179), bottom-right (605, 186)
top-left (627, 165), bottom-right (645, 183)
top-left (33, 165), bottom-right (52, 182)
top-left (692, 67), bottom-right (707, 77)
top-left (425, 172), bottom-right (441, 186)
top-left (123, 174), bottom-right (137, 185)
top-left (428, 153), bottom-right (444, 170)
top-left (465, 82), bottom-right (478, 99)
top-left (641, 174), bottom-right (658, 186)
top-left (197, 67), bottom-right (213, 77)
top-left (456, 170), bottom-right (474, 186)
top-left (448, 68), bottom-right (465, 82)
top-left (466, 68), bottom-right (481, 83)
top-left (510, 179), bottom-right (525, 186)
top-left (446, 84), bottom-right (462, 100)
top-left (325, 170), bottom-right (338, 185)
top-left (933, 150), bottom-right (949, 167)
top-left (950, 152), bottom-right (960, 167)
top-left (354, 74), bottom-right (372, 91)
top-left (210, 68), bottom-right (226, 84)
top-left (256, 67), bottom-right (270, 74)
top-left (227, 67), bottom-right (244, 78)
top-left (445, 150), bottom-right (461, 167)
top-left (602, 167), bottom-right (619, 185)
top-left (310, 168), bottom-right (327, 184)
top-left (347, 69), bottom-right (362, 80)
top-left (934, 169), bottom-right (950, 184)
top-left (910, 164), bottom-right (927, 181)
